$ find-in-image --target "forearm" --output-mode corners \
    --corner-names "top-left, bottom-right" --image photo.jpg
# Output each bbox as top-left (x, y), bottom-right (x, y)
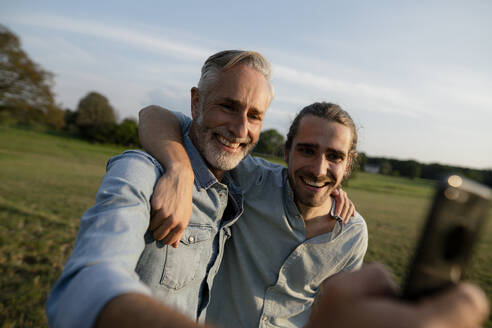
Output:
top-left (138, 106), bottom-right (195, 244)
top-left (138, 105), bottom-right (192, 173)
top-left (96, 293), bottom-right (211, 328)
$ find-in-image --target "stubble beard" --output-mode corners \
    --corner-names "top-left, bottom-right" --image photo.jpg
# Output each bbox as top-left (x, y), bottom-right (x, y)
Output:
top-left (192, 113), bottom-right (256, 172)
top-left (291, 171), bottom-right (340, 208)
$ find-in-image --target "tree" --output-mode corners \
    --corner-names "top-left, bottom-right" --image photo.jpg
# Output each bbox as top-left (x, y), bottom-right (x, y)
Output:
top-left (255, 129), bottom-right (285, 157)
top-left (0, 25), bottom-right (64, 129)
top-left (380, 160), bottom-right (392, 175)
top-left (113, 118), bottom-right (139, 146)
top-left (355, 152), bottom-right (367, 172)
top-left (76, 92), bottom-right (116, 127)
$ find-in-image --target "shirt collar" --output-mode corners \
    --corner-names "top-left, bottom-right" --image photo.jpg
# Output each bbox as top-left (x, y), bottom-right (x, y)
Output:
top-left (183, 131), bottom-right (220, 191)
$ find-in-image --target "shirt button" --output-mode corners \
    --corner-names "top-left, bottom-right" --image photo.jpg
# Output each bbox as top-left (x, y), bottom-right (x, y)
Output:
top-left (188, 236), bottom-right (195, 243)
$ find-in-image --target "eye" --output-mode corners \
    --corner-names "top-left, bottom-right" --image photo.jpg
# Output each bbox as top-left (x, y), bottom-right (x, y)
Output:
top-left (248, 113), bottom-right (262, 121)
top-left (298, 147), bottom-right (315, 156)
top-left (221, 104), bottom-right (234, 111)
top-left (326, 153), bottom-right (343, 163)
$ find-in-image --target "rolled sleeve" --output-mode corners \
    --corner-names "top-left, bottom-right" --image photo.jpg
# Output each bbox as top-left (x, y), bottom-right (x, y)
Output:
top-left (46, 150), bottom-right (163, 328)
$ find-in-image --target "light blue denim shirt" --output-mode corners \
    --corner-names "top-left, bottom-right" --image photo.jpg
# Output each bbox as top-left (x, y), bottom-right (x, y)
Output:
top-left (46, 128), bottom-right (243, 327)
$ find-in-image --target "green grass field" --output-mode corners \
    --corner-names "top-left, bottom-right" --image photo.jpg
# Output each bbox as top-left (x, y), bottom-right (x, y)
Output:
top-left (1, 127), bottom-right (491, 327)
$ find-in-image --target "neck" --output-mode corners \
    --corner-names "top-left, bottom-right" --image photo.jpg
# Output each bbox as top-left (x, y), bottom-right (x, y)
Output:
top-left (211, 168), bottom-right (225, 181)
top-left (299, 198), bottom-right (338, 239)
top-left (297, 197), bottom-right (333, 222)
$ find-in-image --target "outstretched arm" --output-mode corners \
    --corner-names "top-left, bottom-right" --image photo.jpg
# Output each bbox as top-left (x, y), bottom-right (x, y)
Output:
top-left (46, 151), bottom-right (190, 328)
top-left (138, 105), bottom-right (194, 247)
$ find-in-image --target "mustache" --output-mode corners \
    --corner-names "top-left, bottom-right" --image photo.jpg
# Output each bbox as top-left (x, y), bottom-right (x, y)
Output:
top-left (301, 172), bottom-right (336, 185)
top-left (215, 129), bottom-right (252, 144)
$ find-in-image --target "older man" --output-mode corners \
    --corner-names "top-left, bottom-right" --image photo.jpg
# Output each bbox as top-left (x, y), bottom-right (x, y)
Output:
top-left (46, 50), bottom-right (275, 328)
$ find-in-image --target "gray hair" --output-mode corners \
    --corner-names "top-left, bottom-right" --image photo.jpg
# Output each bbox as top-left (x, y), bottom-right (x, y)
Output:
top-left (197, 50), bottom-right (274, 99)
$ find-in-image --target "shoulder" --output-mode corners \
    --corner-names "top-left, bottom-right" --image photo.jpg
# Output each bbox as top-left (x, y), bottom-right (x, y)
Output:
top-left (347, 211), bottom-right (366, 227)
top-left (108, 150), bottom-right (163, 171)
top-left (342, 212), bottom-right (368, 243)
top-left (104, 150), bottom-right (164, 192)
top-left (230, 155), bottom-right (285, 192)
top-left (171, 110), bottom-right (192, 134)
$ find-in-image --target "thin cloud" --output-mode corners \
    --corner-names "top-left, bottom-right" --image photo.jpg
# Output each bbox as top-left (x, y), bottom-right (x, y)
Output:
top-left (6, 13), bottom-right (212, 61)
top-left (273, 64), bottom-right (424, 118)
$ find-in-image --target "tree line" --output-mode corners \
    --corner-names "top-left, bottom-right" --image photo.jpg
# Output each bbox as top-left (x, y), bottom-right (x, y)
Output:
top-left (0, 25), bottom-right (139, 147)
top-left (255, 129), bottom-right (492, 187)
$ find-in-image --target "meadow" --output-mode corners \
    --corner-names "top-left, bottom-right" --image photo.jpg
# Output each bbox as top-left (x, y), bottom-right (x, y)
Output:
top-left (0, 127), bottom-right (490, 327)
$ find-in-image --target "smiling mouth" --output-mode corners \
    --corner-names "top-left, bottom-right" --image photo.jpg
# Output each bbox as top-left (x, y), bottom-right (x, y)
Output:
top-left (216, 134), bottom-right (242, 150)
top-left (215, 134), bottom-right (252, 151)
top-left (300, 176), bottom-right (330, 189)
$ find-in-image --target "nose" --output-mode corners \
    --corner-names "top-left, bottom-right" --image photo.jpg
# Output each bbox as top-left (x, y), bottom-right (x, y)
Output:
top-left (311, 155), bottom-right (329, 177)
top-left (229, 112), bottom-right (249, 139)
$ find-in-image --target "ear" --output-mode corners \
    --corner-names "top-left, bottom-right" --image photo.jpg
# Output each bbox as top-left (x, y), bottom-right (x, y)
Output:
top-left (190, 87), bottom-right (200, 120)
top-left (284, 147), bottom-right (290, 164)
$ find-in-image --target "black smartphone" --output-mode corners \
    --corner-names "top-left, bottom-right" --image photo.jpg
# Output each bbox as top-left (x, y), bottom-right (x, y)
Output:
top-left (401, 174), bottom-right (491, 300)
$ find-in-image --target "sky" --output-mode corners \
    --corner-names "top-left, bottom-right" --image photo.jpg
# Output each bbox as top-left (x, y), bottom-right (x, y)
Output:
top-left (1, 1), bottom-right (491, 169)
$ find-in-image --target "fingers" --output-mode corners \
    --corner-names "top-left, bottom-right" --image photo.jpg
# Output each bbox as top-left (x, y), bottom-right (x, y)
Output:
top-left (334, 189), bottom-right (345, 217)
top-left (151, 217), bottom-right (174, 240)
top-left (345, 201), bottom-right (355, 223)
top-left (339, 197), bottom-right (351, 223)
top-left (332, 188), bottom-right (355, 223)
top-left (161, 224), bottom-right (186, 247)
top-left (417, 282), bottom-right (490, 328)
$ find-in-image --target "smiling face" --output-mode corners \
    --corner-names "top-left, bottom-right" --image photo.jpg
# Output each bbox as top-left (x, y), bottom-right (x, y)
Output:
top-left (285, 114), bottom-right (352, 211)
top-left (190, 64), bottom-right (272, 179)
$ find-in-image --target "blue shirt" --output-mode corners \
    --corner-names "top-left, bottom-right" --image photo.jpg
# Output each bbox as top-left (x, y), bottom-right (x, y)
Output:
top-left (46, 130), bottom-right (243, 327)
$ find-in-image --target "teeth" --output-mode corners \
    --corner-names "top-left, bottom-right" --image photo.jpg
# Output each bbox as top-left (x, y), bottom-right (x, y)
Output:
top-left (302, 177), bottom-right (326, 188)
top-left (217, 135), bottom-right (240, 148)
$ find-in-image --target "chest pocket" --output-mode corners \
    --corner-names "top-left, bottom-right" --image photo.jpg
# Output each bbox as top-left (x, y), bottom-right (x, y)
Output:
top-left (160, 224), bottom-right (212, 290)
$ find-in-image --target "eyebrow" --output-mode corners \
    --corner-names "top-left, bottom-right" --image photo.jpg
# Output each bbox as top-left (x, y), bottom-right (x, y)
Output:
top-left (222, 97), bottom-right (244, 108)
top-left (296, 143), bottom-right (346, 158)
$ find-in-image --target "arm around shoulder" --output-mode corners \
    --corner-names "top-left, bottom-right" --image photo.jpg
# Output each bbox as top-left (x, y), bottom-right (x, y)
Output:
top-left (138, 106), bottom-right (195, 245)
